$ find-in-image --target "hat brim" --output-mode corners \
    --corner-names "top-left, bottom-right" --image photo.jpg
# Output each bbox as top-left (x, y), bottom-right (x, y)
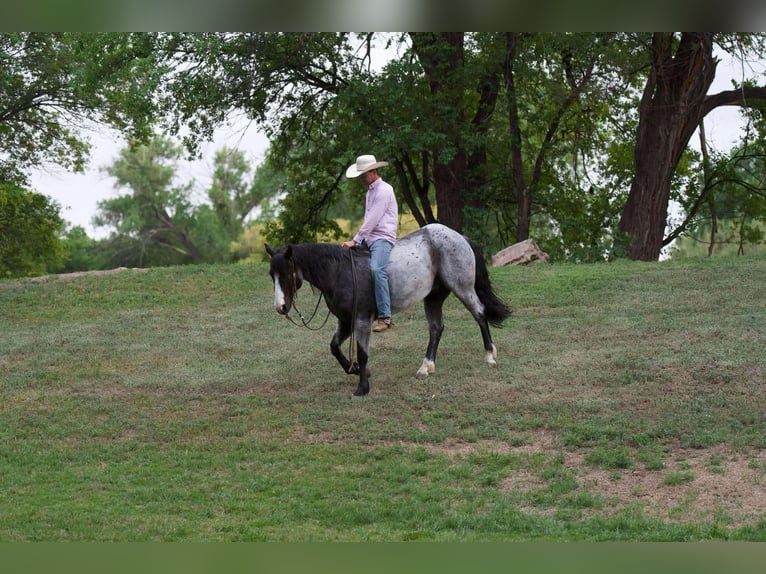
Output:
top-left (346, 160), bottom-right (388, 178)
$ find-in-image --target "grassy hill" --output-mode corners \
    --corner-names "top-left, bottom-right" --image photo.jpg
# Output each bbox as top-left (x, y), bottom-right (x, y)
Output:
top-left (1, 255), bottom-right (765, 541)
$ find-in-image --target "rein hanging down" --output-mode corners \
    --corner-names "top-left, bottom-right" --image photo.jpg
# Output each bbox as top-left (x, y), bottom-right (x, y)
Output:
top-left (284, 261), bottom-right (331, 331)
top-left (285, 249), bottom-right (361, 371)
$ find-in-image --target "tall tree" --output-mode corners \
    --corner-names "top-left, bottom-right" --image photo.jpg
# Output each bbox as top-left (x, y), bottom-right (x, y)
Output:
top-left (124, 32), bottom-right (766, 259)
top-left (96, 137), bottom-right (204, 265)
top-left (504, 33), bottom-right (604, 243)
top-left (619, 32), bottom-right (766, 260)
top-left (208, 147), bottom-right (256, 237)
top-left (409, 33), bottom-right (469, 231)
top-left (617, 33), bottom-right (718, 260)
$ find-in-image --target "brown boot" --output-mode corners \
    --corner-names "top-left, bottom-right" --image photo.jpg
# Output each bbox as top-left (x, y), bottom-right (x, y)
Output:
top-left (372, 318), bottom-right (392, 332)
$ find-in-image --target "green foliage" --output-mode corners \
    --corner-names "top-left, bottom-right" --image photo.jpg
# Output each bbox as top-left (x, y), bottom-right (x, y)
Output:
top-left (672, 138), bottom-right (766, 257)
top-left (90, 136), bottom-right (287, 266)
top-left (94, 136), bottom-right (199, 266)
top-left (208, 147), bottom-right (255, 237)
top-left (5, 32), bottom-right (766, 264)
top-left (0, 183), bottom-right (64, 277)
top-left (0, 33), bottom-right (161, 184)
top-left (51, 225), bottom-right (104, 273)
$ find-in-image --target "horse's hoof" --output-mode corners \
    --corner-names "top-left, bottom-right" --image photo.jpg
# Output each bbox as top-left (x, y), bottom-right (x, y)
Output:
top-left (347, 365), bottom-right (372, 377)
top-left (352, 387), bottom-right (369, 398)
top-left (416, 359), bottom-right (435, 380)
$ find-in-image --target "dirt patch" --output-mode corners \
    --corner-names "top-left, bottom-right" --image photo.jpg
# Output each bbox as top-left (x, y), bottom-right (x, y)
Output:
top-left (415, 430), bottom-right (766, 528)
top-left (26, 267), bottom-right (150, 283)
top-left (575, 446), bottom-right (766, 527)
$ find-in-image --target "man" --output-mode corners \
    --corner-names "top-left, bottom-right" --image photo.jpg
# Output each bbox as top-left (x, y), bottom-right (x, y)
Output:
top-left (342, 154), bottom-right (398, 332)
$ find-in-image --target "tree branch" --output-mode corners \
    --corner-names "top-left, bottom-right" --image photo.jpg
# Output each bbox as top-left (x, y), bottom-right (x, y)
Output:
top-left (701, 86), bottom-right (766, 117)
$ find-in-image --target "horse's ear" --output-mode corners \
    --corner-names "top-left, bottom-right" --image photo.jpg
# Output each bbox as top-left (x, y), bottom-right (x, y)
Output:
top-left (285, 245), bottom-right (293, 260)
top-left (265, 244), bottom-right (275, 257)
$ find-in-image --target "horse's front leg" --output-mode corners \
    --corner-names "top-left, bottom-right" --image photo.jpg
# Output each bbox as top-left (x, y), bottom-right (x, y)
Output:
top-left (331, 318), bottom-right (372, 378)
top-left (330, 319), bottom-right (354, 374)
top-left (352, 318), bottom-right (372, 397)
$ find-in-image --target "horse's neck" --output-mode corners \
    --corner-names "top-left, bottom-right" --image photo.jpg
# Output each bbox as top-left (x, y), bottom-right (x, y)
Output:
top-left (294, 245), bottom-right (340, 292)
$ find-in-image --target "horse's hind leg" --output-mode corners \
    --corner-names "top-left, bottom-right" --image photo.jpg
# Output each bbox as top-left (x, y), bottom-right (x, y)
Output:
top-left (452, 288), bottom-right (497, 366)
top-left (417, 287), bottom-right (449, 380)
top-left (478, 319), bottom-right (497, 365)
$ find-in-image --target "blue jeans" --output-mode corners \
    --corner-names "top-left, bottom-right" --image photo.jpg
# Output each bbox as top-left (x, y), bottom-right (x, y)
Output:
top-left (369, 239), bottom-right (393, 318)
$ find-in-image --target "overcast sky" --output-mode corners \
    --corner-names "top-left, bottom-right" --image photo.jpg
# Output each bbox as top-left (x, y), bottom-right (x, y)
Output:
top-left (29, 49), bottom-right (762, 240)
top-left (30, 120), bottom-right (270, 239)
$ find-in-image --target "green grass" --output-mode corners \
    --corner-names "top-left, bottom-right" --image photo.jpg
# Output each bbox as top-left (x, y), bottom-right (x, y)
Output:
top-left (1, 255), bottom-right (766, 541)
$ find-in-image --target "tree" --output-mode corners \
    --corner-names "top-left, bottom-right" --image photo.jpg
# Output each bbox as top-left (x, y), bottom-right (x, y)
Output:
top-left (670, 138), bottom-right (766, 257)
top-left (501, 33), bottom-right (640, 252)
top-left (208, 147), bottom-right (254, 237)
top-left (408, 33), bottom-right (470, 232)
top-left (95, 137), bottom-right (206, 266)
top-left (53, 225), bottom-right (104, 273)
top-left (0, 32), bottom-right (161, 185)
top-left (89, 32), bottom-right (766, 261)
top-left (207, 146), bottom-right (283, 238)
top-left (618, 33), bottom-right (766, 260)
top-left (0, 183), bottom-right (63, 277)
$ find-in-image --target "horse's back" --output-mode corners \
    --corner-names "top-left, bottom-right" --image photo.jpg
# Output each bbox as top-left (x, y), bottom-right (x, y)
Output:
top-left (388, 224), bottom-right (475, 312)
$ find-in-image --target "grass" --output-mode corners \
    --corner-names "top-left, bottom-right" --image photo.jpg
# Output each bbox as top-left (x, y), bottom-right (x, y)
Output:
top-left (1, 255), bottom-right (765, 541)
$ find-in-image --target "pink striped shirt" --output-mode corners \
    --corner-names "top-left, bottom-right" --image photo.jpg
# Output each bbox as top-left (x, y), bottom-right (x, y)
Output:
top-left (353, 177), bottom-right (398, 245)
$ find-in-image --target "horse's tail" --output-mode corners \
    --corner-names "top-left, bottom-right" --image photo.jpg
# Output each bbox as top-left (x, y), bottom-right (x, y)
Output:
top-left (468, 239), bottom-right (512, 328)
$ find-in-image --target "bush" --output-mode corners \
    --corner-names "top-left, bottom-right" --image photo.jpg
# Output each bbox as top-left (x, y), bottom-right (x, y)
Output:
top-left (0, 183), bottom-right (64, 278)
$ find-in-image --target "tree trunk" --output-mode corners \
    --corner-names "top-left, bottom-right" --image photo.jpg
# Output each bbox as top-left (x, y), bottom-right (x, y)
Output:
top-left (618, 33), bottom-right (717, 261)
top-left (505, 33), bottom-right (531, 241)
top-left (393, 154), bottom-right (436, 227)
top-left (155, 206), bottom-right (204, 263)
top-left (465, 67), bottom-right (502, 231)
top-left (410, 32), bottom-right (467, 232)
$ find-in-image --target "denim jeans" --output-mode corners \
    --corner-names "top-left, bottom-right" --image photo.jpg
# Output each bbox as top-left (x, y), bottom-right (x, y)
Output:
top-left (369, 239), bottom-right (393, 318)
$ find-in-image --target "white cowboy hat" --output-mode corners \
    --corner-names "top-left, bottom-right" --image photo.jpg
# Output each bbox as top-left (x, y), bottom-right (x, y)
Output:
top-left (345, 154), bottom-right (389, 178)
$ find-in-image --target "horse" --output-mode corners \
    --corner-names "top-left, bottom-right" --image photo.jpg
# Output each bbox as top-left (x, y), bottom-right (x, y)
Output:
top-left (265, 223), bottom-right (511, 397)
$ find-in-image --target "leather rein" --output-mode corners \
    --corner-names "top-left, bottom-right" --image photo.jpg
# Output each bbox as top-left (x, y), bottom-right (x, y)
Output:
top-left (283, 249), bottom-right (360, 371)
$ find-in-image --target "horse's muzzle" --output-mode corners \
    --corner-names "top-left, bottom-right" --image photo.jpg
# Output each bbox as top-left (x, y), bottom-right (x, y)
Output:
top-left (276, 303), bottom-right (288, 315)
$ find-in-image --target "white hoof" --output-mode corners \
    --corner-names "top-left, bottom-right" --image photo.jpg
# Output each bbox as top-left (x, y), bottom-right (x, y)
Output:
top-left (485, 345), bottom-right (497, 366)
top-left (416, 359), bottom-right (435, 380)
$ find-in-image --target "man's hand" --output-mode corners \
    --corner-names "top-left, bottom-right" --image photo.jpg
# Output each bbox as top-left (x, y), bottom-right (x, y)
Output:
top-left (341, 240), bottom-right (355, 249)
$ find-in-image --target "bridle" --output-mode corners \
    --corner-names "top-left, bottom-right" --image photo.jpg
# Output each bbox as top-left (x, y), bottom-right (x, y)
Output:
top-left (282, 259), bottom-right (331, 331)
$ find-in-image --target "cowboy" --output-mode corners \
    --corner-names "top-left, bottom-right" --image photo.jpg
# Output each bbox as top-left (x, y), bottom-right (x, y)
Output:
top-left (342, 155), bottom-right (398, 332)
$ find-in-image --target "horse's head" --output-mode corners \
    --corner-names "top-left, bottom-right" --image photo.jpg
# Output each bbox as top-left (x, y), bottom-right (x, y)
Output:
top-left (265, 244), bottom-right (303, 315)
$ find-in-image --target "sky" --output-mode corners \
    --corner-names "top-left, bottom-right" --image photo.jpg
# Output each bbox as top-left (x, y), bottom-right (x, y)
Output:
top-left (30, 120), bottom-right (270, 239)
top-left (29, 48), bottom-right (762, 241)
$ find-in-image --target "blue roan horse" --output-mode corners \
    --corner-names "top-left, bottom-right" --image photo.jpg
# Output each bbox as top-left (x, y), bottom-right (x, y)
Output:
top-left (266, 223), bottom-right (511, 397)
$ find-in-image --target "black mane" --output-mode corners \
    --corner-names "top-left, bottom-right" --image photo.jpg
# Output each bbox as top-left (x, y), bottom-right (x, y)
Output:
top-left (288, 242), bottom-right (369, 291)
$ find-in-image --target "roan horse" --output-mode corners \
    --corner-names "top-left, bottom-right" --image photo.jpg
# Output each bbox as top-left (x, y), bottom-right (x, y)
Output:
top-left (266, 223), bottom-right (511, 397)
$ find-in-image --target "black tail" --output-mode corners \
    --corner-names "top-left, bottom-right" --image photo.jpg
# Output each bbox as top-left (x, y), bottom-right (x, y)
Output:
top-left (468, 239), bottom-right (511, 328)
